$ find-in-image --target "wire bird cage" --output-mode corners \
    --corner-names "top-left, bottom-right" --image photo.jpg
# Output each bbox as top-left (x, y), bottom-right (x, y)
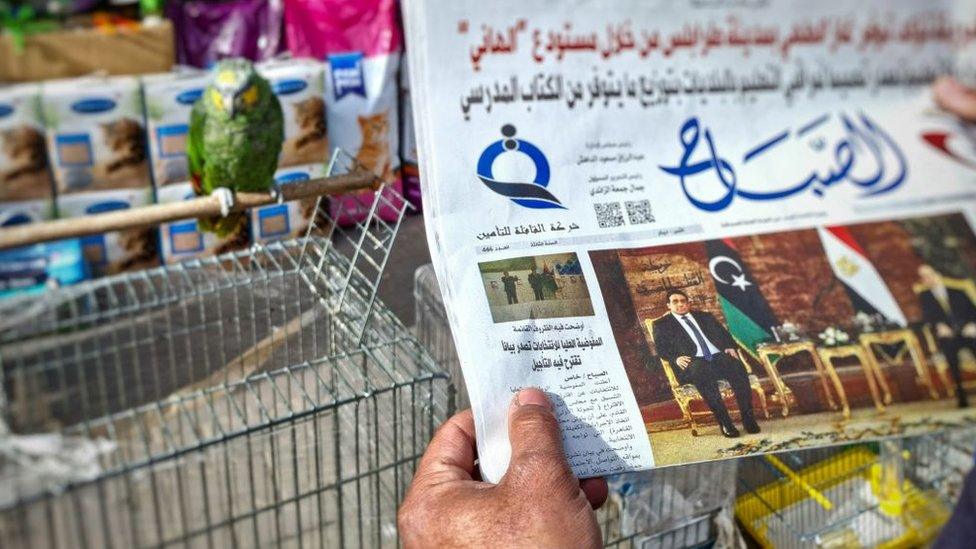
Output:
top-left (413, 264), bottom-right (466, 410)
top-left (0, 151), bottom-right (454, 548)
top-left (603, 460), bottom-right (741, 549)
top-left (735, 429), bottom-right (976, 548)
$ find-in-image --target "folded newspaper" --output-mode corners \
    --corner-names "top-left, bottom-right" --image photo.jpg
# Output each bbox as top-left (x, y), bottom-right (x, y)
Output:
top-left (404, 0), bottom-right (976, 481)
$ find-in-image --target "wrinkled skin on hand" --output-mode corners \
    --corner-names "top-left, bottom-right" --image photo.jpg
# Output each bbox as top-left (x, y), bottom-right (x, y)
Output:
top-left (398, 388), bottom-right (608, 548)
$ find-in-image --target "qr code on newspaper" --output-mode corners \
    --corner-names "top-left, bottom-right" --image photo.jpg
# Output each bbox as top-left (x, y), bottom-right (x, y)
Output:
top-left (594, 202), bottom-right (624, 228)
top-left (625, 199), bottom-right (655, 225)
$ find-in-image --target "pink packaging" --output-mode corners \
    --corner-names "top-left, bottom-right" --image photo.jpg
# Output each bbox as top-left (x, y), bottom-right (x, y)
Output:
top-left (284, 0), bottom-right (404, 225)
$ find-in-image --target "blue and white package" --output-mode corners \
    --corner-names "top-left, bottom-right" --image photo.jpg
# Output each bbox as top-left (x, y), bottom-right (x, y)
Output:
top-left (0, 239), bottom-right (88, 299)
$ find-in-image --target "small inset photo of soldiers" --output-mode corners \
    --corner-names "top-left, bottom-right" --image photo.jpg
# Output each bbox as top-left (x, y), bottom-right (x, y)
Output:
top-left (478, 252), bottom-right (595, 323)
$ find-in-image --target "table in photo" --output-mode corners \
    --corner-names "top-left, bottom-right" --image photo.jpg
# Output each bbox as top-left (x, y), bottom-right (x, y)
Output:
top-left (817, 344), bottom-right (889, 413)
top-left (757, 340), bottom-right (849, 419)
top-left (859, 329), bottom-right (941, 401)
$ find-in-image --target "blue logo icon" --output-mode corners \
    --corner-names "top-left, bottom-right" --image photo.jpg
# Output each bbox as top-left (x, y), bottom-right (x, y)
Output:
top-left (176, 89), bottom-right (204, 105)
top-left (85, 200), bottom-right (129, 214)
top-left (70, 98), bottom-right (116, 114)
top-left (276, 171), bottom-right (311, 185)
top-left (329, 52), bottom-right (367, 100)
top-left (476, 125), bottom-right (564, 209)
top-left (0, 104), bottom-right (13, 118)
top-left (1, 212), bottom-right (32, 226)
top-left (272, 79), bottom-right (308, 96)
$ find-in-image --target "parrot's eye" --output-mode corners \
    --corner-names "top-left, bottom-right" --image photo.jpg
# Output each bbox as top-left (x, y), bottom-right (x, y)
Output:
top-left (209, 88), bottom-right (224, 111)
top-left (241, 85), bottom-right (259, 107)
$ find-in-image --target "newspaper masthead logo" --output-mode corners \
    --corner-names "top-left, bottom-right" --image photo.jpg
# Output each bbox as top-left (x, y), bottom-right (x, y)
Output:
top-left (476, 125), bottom-right (565, 210)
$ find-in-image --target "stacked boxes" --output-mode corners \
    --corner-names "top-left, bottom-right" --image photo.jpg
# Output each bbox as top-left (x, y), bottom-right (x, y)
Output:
top-left (3, 53), bottom-right (406, 282)
top-left (251, 58), bottom-right (329, 243)
top-left (0, 84), bottom-right (86, 296)
top-left (142, 70), bottom-right (247, 263)
top-left (42, 75), bottom-right (158, 275)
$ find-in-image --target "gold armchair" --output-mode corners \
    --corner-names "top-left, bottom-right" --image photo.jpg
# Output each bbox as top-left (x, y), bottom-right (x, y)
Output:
top-left (913, 276), bottom-right (976, 397)
top-left (645, 317), bottom-right (769, 436)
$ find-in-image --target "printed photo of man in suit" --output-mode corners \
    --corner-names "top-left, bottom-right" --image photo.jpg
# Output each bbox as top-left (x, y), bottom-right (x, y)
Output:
top-left (651, 289), bottom-right (760, 438)
top-left (917, 264), bottom-right (976, 408)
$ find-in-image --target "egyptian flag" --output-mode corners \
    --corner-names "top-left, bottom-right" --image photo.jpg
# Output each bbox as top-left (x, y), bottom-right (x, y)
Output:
top-left (817, 226), bottom-right (907, 326)
top-left (705, 239), bottom-right (779, 357)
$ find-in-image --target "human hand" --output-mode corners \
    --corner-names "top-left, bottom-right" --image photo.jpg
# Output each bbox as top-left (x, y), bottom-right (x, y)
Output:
top-left (724, 348), bottom-right (738, 359)
top-left (934, 76), bottom-right (976, 121)
top-left (398, 388), bottom-right (608, 549)
top-left (937, 322), bottom-right (954, 339)
top-left (963, 323), bottom-right (976, 339)
top-left (676, 356), bottom-right (692, 369)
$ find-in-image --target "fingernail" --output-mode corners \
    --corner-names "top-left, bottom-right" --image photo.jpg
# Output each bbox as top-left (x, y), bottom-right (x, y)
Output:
top-left (515, 388), bottom-right (552, 410)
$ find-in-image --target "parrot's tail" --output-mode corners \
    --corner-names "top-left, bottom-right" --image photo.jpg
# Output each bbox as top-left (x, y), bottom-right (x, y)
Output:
top-left (198, 212), bottom-right (247, 238)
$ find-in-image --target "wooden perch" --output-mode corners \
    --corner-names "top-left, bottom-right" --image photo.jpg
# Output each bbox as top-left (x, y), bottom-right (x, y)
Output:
top-left (0, 171), bottom-right (379, 251)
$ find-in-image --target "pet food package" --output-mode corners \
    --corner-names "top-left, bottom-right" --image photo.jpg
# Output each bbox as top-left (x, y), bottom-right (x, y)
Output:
top-left (0, 199), bottom-right (64, 299)
top-left (42, 75), bottom-right (152, 194)
top-left (0, 237), bottom-right (88, 300)
top-left (0, 200), bottom-right (54, 226)
top-left (0, 84), bottom-right (64, 293)
top-left (143, 70), bottom-right (248, 263)
top-left (399, 56), bottom-right (421, 210)
top-left (248, 58), bottom-right (329, 244)
top-left (143, 70), bottom-right (209, 187)
top-left (156, 182), bottom-right (249, 262)
top-left (256, 58), bottom-right (329, 168)
top-left (0, 83), bottom-right (55, 218)
top-left (250, 163), bottom-right (327, 243)
top-left (284, 0), bottom-right (404, 225)
top-left (57, 188), bottom-right (159, 277)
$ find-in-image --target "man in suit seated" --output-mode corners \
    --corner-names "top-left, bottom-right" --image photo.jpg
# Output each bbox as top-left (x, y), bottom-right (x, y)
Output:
top-left (652, 289), bottom-right (760, 437)
top-left (918, 264), bottom-right (976, 408)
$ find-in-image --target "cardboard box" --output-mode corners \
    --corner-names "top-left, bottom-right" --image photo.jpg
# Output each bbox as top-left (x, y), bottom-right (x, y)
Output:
top-left (57, 188), bottom-right (158, 276)
top-left (156, 182), bottom-right (249, 263)
top-left (0, 21), bottom-right (175, 83)
top-left (250, 163), bottom-right (326, 243)
top-left (142, 70), bottom-right (209, 186)
top-left (42, 75), bottom-right (152, 195)
top-left (0, 237), bottom-right (88, 300)
top-left (0, 83), bottom-right (54, 205)
top-left (257, 58), bottom-right (329, 169)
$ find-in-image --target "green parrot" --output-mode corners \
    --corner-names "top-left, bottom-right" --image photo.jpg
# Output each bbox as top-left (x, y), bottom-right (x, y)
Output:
top-left (188, 58), bottom-right (284, 236)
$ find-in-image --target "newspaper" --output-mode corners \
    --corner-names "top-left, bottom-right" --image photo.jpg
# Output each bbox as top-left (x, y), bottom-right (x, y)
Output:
top-left (404, 0), bottom-right (976, 482)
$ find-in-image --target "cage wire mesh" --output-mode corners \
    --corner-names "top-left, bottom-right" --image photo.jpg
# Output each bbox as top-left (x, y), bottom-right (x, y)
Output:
top-left (605, 460), bottom-right (742, 549)
top-left (0, 150), bottom-right (454, 548)
top-left (413, 264), bottom-right (466, 411)
top-left (413, 263), bottom-right (744, 549)
top-left (735, 428), bottom-right (976, 548)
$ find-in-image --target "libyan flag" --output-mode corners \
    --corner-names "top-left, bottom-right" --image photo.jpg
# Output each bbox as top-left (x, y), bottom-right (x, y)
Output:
top-left (705, 239), bottom-right (779, 358)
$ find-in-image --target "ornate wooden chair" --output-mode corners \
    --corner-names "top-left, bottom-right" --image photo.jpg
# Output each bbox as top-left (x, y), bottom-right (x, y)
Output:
top-left (645, 316), bottom-right (769, 436)
top-left (913, 276), bottom-right (976, 396)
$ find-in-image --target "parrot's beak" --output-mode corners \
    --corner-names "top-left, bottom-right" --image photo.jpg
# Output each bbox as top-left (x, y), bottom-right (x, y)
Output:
top-left (222, 93), bottom-right (236, 118)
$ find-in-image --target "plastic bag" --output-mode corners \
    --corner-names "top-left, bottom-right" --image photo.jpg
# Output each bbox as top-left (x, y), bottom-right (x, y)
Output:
top-left (165, 0), bottom-right (285, 68)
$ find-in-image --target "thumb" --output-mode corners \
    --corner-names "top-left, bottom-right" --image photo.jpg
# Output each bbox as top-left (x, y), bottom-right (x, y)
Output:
top-left (502, 388), bottom-right (575, 491)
